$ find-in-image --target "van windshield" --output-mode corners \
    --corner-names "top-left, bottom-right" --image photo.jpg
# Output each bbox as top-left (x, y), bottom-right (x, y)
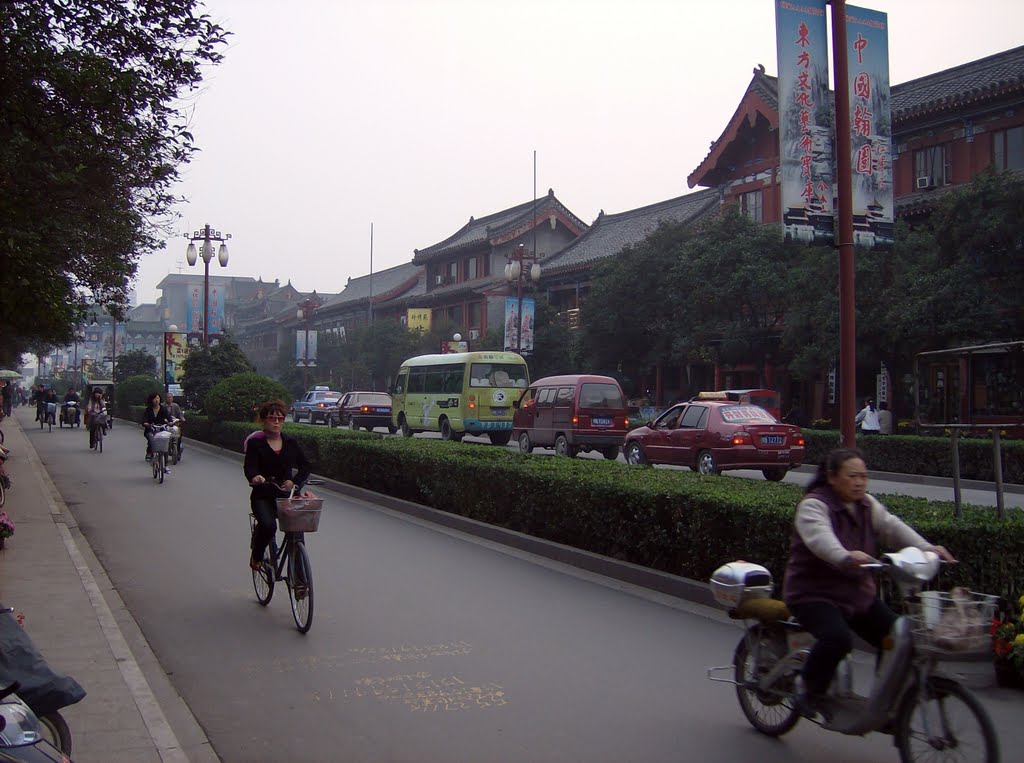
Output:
top-left (579, 383), bottom-right (624, 409)
top-left (469, 363), bottom-right (528, 388)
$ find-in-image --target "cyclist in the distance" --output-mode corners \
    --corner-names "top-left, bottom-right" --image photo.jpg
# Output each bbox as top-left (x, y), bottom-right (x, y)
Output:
top-left (243, 399), bottom-right (311, 572)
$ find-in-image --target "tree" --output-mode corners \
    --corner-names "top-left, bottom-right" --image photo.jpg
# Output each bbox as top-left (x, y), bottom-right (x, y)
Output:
top-left (180, 339), bottom-right (255, 411)
top-left (113, 349), bottom-right (157, 382)
top-left (204, 373), bottom-right (291, 422)
top-left (0, 1), bottom-right (228, 355)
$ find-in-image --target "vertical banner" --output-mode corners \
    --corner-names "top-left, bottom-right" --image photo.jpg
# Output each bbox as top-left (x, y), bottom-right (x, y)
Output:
top-left (406, 308), bottom-right (431, 332)
top-left (163, 332), bottom-right (190, 391)
top-left (503, 298), bottom-right (519, 352)
top-left (847, 5), bottom-right (894, 249)
top-left (296, 330), bottom-right (318, 366)
top-left (776, 0), bottom-right (834, 245)
top-left (207, 284), bottom-right (223, 336)
top-left (187, 287), bottom-right (202, 333)
top-left (503, 298), bottom-right (536, 354)
top-left (519, 297), bottom-right (536, 354)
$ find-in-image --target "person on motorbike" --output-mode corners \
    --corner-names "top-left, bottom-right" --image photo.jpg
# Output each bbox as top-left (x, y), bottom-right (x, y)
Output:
top-left (243, 399), bottom-right (311, 573)
top-left (141, 392), bottom-right (171, 462)
top-left (783, 447), bottom-right (955, 716)
top-left (85, 388), bottom-right (107, 449)
top-left (61, 387), bottom-right (81, 424)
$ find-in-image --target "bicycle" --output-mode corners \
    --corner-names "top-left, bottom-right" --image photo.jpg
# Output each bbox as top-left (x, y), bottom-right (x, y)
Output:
top-left (149, 425), bottom-right (173, 484)
top-left (250, 480), bottom-right (324, 633)
top-left (40, 402), bottom-right (56, 432)
top-left (90, 413), bottom-right (108, 453)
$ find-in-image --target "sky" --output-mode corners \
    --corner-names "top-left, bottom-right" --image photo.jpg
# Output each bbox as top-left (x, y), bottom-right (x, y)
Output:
top-left (133, 0), bottom-right (1024, 304)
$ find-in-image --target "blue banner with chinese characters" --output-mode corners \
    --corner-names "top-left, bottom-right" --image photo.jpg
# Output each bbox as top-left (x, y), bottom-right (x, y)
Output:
top-left (776, 0), bottom-right (834, 245)
top-left (846, 5), bottom-right (894, 249)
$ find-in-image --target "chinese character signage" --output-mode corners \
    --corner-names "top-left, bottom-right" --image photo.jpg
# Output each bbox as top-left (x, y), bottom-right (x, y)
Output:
top-left (846, 5), bottom-right (894, 249)
top-left (406, 308), bottom-right (431, 332)
top-left (295, 330), bottom-right (318, 367)
top-left (503, 297), bottom-right (535, 354)
top-left (187, 286), bottom-right (202, 333)
top-left (163, 332), bottom-right (190, 390)
top-left (441, 340), bottom-right (469, 354)
top-left (776, 0), bottom-right (834, 245)
top-left (207, 285), bottom-right (223, 335)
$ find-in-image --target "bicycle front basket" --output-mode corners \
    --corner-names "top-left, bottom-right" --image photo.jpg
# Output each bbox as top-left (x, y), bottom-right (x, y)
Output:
top-left (276, 495), bottom-right (324, 533)
top-left (151, 430), bottom-right (172, 453)
top-left (909, 588), bottom-right (999, 658)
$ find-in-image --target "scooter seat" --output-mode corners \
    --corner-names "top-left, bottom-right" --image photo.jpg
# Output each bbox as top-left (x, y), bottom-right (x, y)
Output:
top-left (730, 598), bottom-right (791, 622)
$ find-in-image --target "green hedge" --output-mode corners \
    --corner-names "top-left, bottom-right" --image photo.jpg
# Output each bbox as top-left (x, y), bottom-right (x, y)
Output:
top-left (803, 430), bottom-right (1024, 484)
top-left (184, 416), bottom-right (1024, 603)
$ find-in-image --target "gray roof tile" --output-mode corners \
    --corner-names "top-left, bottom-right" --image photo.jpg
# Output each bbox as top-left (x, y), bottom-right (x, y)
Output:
top-left (319, 262), bottom-right (422, 311)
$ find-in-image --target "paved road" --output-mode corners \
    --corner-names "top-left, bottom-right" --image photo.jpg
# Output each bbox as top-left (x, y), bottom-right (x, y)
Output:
top-left (27, 420), bottom-right (1023, 762)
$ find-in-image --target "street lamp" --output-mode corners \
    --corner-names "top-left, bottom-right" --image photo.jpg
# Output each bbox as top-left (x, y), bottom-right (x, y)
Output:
top-left (184, 223), bottom-right (231, 348)
top-left (504, 244), bottom-right (541, 354)
top-left (296, 298), bottom-right (317, 391)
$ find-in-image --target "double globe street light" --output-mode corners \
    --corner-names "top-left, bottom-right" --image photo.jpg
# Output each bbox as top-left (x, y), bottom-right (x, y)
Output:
top-left (185, 224), bottom-right (231, 348)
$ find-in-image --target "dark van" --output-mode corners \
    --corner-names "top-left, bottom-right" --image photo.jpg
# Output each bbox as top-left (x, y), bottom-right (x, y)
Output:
top-left (513, 374), bottom-right (629, 459)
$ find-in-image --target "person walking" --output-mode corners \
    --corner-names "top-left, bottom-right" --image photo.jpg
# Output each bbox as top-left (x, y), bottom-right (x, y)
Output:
top-left (877, 401), bottom-right (893, 435)
top-left (855, 398), bottom-right (881, 435)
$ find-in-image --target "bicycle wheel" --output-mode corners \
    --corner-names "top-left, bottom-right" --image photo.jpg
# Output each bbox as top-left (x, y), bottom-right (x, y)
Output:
top-left (152, 453), bottom-right (159, 480)
top-left (0, 477), bottom-right (5, 508)
top-left (252, 550), bottom-right (275, 606)
top-left (896, 674), bottom-right (998, 763)
top-left (157, 452), bottom-right (165, 483)
top-left (97, 428), bottom-right (104, 453)
top-left (287, 541), bottom-right (314, 633)
top-left (733, 625), bottom-right (801, 737)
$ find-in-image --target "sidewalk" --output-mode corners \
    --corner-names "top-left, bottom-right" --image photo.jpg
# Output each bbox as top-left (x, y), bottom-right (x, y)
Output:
top-left (0, 410), bottom-right (217, 763)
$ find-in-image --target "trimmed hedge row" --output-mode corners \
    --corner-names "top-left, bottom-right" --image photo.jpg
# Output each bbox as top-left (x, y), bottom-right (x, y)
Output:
top-left (803, 430), bottom-right (1024, 484)
top-left (185, 414), bottom-right (1024, 603)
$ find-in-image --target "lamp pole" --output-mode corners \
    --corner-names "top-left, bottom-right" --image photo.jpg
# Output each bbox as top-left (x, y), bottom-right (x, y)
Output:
top-left (185, 223), bottom-right (231, 348)
top-left (296, 299), bottom-right (318, 390)
top-left (504, 244), bottom-right (541, 354)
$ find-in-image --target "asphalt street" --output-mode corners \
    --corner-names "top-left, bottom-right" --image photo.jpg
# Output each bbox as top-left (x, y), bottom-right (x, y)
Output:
top-left (25, 418), bottom-right (1024, 762)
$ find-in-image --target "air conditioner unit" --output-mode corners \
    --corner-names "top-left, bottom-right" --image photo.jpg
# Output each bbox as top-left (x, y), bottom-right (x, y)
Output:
top-left (469, 329), bottom-right (480, 340)
top-left (434, 275), bottom-right (444, 285)
top-left (916, 176), bottom-right (931, 190)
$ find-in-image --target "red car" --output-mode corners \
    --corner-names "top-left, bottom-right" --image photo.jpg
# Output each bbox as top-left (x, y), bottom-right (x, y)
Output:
top-left (623, 396), bottom-right (805, 480)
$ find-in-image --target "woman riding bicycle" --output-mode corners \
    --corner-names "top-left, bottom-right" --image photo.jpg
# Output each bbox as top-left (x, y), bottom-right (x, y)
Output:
top-left (141, 392), bottom-right (171, 461)
top-left (85, 388), bottom-right (107, 449)
top-left (783, 447), bottom-right (955, 716)
top-left (243, 399), bottom-right (311, 572)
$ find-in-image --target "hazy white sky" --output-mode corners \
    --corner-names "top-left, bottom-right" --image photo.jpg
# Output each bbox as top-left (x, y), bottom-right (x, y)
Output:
top-left (134, 0), bottom-right (1024, 304)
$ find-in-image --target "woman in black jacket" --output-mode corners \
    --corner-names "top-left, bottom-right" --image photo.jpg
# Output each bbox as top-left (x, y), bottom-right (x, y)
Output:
top-left (243, 399), bottom-right (311, 571)
top-left (141, 392), bottom-right (172, 461)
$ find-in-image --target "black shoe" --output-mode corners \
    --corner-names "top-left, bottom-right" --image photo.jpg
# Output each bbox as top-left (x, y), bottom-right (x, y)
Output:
top-left (145, 453), bottom-right (152, 461)
top-left (795, 691), bottom-right (827, 719)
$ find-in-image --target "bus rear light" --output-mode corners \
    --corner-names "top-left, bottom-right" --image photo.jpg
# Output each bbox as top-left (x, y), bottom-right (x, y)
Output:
top-left (468, 402), bottom-right (476, 409)
top-left (731, 432), bottom-right (753, 446)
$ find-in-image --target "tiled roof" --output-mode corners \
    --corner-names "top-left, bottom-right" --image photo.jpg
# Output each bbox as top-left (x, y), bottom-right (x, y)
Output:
top-left (414, 190), bottom-right (588, 261)
top-left (542, 189), bottom-right (721, 275)
top-left (318, 262), bottom-right (422, 313)
top-left (155, 273), bottom-right (257, 291)
top-left (892, 45), bottom-right (1024, 122)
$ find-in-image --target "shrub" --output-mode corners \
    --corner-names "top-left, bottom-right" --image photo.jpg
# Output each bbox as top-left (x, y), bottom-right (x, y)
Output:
top-left (114, 375), bottom-right (161, 418)
top-left (203, 373), bottom-right (291, 422)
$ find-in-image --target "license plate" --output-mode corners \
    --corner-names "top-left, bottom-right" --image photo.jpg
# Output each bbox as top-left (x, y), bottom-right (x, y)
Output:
top-left (375, 408), bottom-right (389, 414)
top-left (491, 408), bottom-right (507, 416)
top-left (762, 435), bottom-right (784, 445)
top-left (592, 417), bottom-right (611, 426)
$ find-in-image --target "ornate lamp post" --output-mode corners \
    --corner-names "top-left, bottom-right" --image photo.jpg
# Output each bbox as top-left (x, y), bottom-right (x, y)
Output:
top-left (504, 244), bottom-right (541, 353)
top-left (185, 223), bottom-right (231, 347)
top-left (296, 299), bottom-right (317, 391)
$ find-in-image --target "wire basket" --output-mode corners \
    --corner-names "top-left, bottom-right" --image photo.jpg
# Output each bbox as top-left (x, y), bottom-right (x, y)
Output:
top-left (151, 430), bottom-right (172, 454)
top-left (276, 495), bottom-right (324, 533)
top-left (909, 588), bottom-right (999, 657)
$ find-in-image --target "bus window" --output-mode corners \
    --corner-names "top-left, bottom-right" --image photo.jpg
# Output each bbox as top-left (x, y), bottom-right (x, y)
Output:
top-left (393, 370), bottom-right (408, 395)
top-left (470, 363), bottom-right (529, 388)
top-left (442, 367), bottom-right (464, 394)
top-left (409, 367), bottom-right (426, 394)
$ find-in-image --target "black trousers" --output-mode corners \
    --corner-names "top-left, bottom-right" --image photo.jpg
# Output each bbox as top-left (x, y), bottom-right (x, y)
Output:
top-left (250, 497), bottom-right (278, 563)
top-left (790, 599), bottom-right (897, 695)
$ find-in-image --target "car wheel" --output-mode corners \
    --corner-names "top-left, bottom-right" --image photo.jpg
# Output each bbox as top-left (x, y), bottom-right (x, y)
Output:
top-left (601, 445), bottom-right (620, 461)
top-left (697, 450), bottom-right (721, 475)
top-left (625, 441), bottom-right (647, 465)
top-left (518, 431), bottom-right (533, 454)
top-left (387, 424), bottom-right (398, 434)
top-left (328, 417), bottom-right (335, 429)
top-left (350, 418), bottom-right (359, 431)
top-left (291, 412), bottom-right (299, 423)
top-left (762, 468), bottom-right (788, 482)
top-left (400, 416), bottom-right (413, 437)
top-left (554, 434), bottom-right (576, 457)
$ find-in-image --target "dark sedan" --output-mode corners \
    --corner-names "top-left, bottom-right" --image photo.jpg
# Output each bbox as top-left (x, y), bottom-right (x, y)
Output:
top-left (329, 391), bottom-right (397, 433)
top-left (623, 398), bottom-right (805, 480)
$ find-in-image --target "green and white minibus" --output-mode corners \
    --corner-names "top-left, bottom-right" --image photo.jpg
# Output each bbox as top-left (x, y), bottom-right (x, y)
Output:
top-left (391, 351), bottom-right (530, 445)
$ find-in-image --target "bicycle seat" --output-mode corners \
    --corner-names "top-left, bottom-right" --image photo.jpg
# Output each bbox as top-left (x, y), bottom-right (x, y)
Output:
top-left (730, 598), bottom-right (791, 622)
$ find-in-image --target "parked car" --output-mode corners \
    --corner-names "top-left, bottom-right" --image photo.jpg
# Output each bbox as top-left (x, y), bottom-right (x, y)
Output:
top-left (623, 394), bottom-right (805, 480)
top-left (290, 386), bottom-right (342, 424)
top-left (329, 391), bottom-right (397, 433)
top-left (512, 374), bottom-right (629, 459)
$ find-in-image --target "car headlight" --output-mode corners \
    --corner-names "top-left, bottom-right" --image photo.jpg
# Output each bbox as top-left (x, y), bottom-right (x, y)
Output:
top-left (0, 699), bottom-right (44, 746)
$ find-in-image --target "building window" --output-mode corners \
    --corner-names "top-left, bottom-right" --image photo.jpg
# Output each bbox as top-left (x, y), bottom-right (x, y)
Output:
top-left (463, 256), bottom-right (478, 280)
top-left (913, 145), bottom-right (951, 188)
top-left (994, 126), bottom-right (1024, 172)
top-left (467, 301), bottom-right (482, 331)
top-left (448, 261), bottom-right (458, 282)
top-left (739, 190), bottom-right (763, 223)
top-left (446, 305), bottom-right (461, 327)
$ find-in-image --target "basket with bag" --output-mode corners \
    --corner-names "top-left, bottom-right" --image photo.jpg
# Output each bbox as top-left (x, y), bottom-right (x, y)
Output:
top-left (276, 490), bottom-right (323, 533)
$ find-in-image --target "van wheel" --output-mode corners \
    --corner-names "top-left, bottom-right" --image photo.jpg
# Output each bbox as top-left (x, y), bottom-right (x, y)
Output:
top-left (697, 450), bottom-right (721, 475)
top-left (518, 432), bottom-right (533, 453)
top-left (601, 445), bottom-right (620, 461)
top-left (400, 416), bottom-right (413, 437)
top-left (762, 468), bottom-right (788, 482)
top-left (440, 417), bottom-right (457, 441)
top-left (625, 441), bottom-right (647, 465)
top-left (488, 431), bottom-right (512, 446)
top-left (554, 435), bottom-right (576, 457)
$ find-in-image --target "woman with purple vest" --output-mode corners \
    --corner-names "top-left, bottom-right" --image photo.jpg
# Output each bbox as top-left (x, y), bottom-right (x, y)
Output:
top-left (783, 448), bottom-right (954, 713)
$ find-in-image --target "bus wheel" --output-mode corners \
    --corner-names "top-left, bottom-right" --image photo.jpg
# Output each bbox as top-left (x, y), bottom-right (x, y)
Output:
top-left (488, 431), bottom-right (512, 446)
top-left (400, 416), bottom-right (413, 437)
top-left (440, 417), bottom-right (457, 441)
